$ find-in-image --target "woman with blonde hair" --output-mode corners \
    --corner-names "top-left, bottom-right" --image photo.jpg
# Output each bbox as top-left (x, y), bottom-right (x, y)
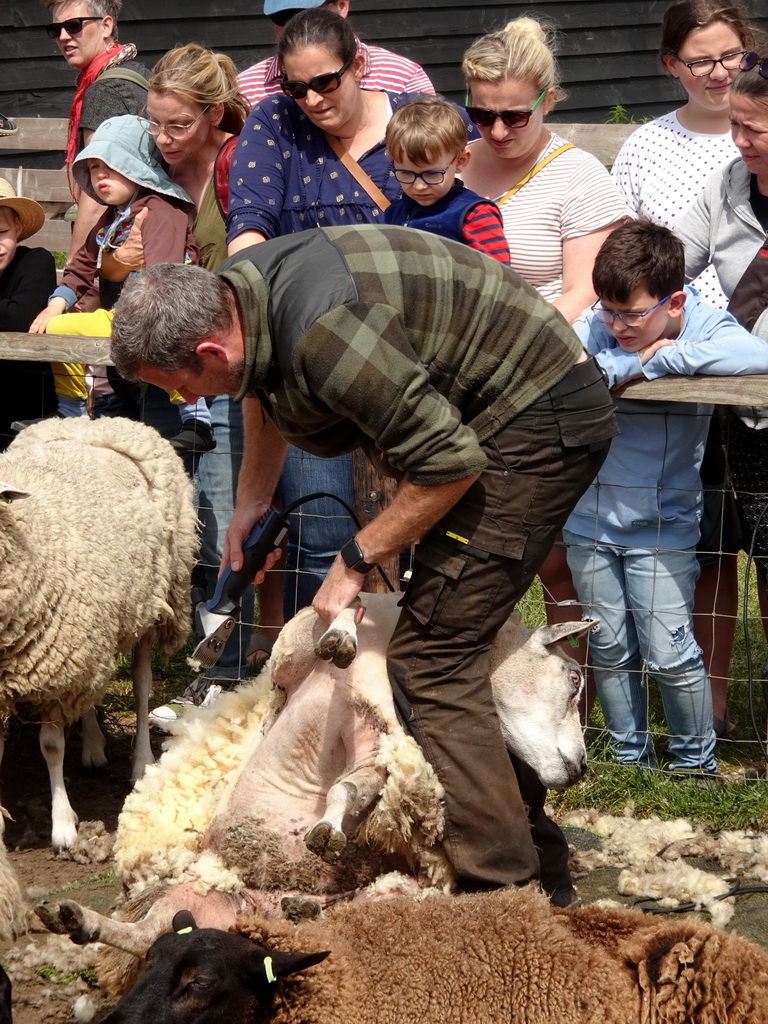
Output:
top-left (137, 44), bottom-right (254, 717)
top-left (461, 17), bottom-right (628, 323)
top-left (145, 42), bottom-right (249, 269)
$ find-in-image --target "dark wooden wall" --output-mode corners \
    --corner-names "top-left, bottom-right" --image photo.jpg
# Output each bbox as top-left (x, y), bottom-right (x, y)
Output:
top-left (2, 0), bottom-right (767, 165)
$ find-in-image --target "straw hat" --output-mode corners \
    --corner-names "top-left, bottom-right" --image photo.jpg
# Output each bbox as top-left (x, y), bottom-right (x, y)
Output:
top-left (0, 178), bottom-right (46, 240)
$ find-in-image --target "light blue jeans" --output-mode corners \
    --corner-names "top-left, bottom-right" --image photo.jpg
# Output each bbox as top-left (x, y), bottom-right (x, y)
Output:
top-left (563, 533), bottom-right (717, 772)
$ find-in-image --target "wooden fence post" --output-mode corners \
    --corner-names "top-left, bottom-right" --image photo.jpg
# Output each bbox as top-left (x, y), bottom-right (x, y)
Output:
top-left (351, 451), bottom-right (400, 593)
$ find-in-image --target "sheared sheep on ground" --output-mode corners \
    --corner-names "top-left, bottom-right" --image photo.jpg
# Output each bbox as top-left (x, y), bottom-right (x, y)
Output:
top-left (96, 887), bottom-right (768, 1024)
top-left (0, 416), bottom-right (197, 865)
top-left (37, 592), bottom-right (592, 987)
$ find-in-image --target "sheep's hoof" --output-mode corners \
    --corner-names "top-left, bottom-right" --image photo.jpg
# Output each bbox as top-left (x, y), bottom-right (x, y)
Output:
top-left (35, 900), bottom-right (97, 945)
top-left (305, 821), bottom-right (347, 863)
top-left (35, 902), bottom-right (69, 935)
top-left (281, 896), bottom-right (322, 924)
top-left (314, 629), bottom-right (357, 669)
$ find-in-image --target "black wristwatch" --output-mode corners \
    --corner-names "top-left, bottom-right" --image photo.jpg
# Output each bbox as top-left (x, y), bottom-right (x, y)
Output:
top-left (340, 537), bottom-right (375, 574)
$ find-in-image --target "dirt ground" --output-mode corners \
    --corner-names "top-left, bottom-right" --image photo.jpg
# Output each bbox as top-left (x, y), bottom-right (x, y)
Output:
top-left (2, 718), bottom-right (768, 1024)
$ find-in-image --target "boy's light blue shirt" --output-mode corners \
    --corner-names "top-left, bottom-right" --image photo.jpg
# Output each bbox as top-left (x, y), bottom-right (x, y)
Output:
top-left (565, 286), bottom-right (768, 548)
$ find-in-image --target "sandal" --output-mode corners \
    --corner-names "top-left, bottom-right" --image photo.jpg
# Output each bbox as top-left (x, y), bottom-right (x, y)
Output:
top-left (0, 114), bottom-right (17, 137)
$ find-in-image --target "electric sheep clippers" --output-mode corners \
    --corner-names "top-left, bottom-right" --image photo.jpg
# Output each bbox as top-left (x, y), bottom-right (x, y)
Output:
top-left (190, 507), bottom-right (290, 669)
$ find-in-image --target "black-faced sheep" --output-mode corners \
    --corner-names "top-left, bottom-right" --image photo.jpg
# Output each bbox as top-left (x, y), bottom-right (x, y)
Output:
top-left (37, 592), bottom-right (591, 984)
top-left (0, 416), bottom-right (197, 857)
top-left (94, 888), bottom-right (768, 1024)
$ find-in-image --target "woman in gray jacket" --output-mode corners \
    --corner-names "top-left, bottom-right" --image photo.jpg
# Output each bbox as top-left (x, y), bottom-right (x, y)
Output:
top-left (677, 54), bottom-right (768, 640)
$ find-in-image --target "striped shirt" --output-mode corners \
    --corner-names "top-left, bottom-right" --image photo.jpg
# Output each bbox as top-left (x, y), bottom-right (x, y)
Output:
top-left (475, 132), bottom-right (629, 303)
top-left (219, 224), bottom-right (583, 494)
top-left (462, 205), bottom-right (510, 264)
top-left (237, 40), bottom-right (434, 107)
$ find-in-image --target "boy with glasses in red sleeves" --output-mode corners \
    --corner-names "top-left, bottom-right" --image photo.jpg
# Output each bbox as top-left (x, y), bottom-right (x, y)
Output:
top-left (383, 97), bottom-right (510, 264)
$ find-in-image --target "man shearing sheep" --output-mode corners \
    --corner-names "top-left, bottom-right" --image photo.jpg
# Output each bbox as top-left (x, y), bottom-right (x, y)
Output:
top-left (110, 224), bottom-right (617, 904)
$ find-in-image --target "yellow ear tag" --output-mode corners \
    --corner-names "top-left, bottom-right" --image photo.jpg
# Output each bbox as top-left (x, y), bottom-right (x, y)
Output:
top-left (264, 956), bottom-right (277, 984)
top-left (176, 926), bottom-right (193, 935)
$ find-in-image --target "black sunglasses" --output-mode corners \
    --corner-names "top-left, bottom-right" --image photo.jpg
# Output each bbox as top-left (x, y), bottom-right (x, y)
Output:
top-left (740, 51), bottom-right (768, 79)
top-left (45, 16), bottom-right (103, 39)
top-left (465, 89), bottom-right (547, 130)
top-left (281, 54), bottom-right (355, 99)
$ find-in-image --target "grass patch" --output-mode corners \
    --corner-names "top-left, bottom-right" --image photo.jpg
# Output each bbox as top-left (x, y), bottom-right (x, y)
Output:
top-left (520, 556), bottom-right (768, 828)
top-left (47, 868), bottom-right (116, 898)
top-left (32, 966), bottom-right (98, 985)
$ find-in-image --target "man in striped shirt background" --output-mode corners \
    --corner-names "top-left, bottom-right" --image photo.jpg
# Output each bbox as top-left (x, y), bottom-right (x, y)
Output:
top-left (237, 0), bottom-right (434, 107)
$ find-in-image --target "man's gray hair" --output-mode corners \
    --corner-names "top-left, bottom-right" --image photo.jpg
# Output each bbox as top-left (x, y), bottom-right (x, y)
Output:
top-left (43, 0), bottom-right (123, 18)
top-left (111, 264), bottom-right (236, 381)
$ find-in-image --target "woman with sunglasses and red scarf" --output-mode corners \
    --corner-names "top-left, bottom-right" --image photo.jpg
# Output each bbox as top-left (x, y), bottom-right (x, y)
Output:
top-left (43, 1), bottom-right (149, 261)
top-left (461, 17), bottom-right (629, 326)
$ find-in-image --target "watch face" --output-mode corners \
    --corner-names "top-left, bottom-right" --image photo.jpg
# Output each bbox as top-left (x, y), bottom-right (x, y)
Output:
top-left (342, 538), bottom-right (370, 573)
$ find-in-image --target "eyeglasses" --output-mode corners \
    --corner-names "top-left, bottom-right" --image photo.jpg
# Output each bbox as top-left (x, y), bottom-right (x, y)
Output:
top-left (591, 295), bottom-right (671, 328)
top-left (740, 52), bottom-right (768, 79)
top-left (281, 54), bottom-right (355, 99)
top-left (137, 106), bottom-right (210, 141)
top-left (45, 16), bottom-right (103, 39)
top-left (465, 89), bottom-right (547, 130)
top-left (675, 50), bottom-right (747, 76)
top-left (393, 155), bottom-right (458, 185)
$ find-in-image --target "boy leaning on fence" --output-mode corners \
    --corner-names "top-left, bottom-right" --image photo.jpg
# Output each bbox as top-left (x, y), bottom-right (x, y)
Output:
top-left (563, 219), bottom-right (768, 779)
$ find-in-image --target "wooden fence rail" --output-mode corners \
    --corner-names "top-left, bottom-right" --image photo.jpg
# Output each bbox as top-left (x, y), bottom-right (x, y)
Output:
top-left (2, 331), bottom-right (768, 407)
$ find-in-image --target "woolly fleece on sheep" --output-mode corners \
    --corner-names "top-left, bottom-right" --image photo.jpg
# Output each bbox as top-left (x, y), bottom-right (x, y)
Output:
top-left (0, 416), bottom-right (197, 724)
top-left (233, 886), bottom-right (768, 1023)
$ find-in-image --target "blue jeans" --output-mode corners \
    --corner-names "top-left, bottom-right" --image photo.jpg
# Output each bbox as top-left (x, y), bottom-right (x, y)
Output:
top-left (196, 395), bottom-right (254, 679)
top-left (564, 534), bottom-right (717, 772)
top-left (277, 447), bottom-right (355, 618)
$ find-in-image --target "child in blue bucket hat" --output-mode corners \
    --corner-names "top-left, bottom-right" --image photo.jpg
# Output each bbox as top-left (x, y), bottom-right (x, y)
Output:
top-left (29, 114), bottom-right (214, 452)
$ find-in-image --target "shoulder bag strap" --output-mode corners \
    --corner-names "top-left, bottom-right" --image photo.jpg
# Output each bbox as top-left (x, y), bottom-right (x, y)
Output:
top-left (214, 135), bottom-right (240, 219)
top-left (98, 66), bottom-right (149, 90)
top-left (324, 132), bottom-right (390, 212)
top-left (494, 143), bottom-right (575, 206)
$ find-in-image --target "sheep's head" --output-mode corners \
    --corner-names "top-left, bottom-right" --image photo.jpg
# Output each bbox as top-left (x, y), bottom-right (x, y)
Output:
top-left (490, 619), bottom-right (595, 789)
top-left (97, 912), bottom-right (329, 1024)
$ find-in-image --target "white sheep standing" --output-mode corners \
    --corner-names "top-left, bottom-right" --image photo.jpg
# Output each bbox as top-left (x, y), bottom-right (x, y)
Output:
top-left (0, 416), bottom-right (197, 858)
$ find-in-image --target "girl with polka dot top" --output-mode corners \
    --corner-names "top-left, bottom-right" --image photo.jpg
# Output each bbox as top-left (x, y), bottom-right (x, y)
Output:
top-left (612, 0), bottom-right (759, 308)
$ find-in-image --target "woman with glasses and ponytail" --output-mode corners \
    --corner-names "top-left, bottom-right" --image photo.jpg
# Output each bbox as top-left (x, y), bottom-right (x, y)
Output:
top-left (460, 17), bottom-right (628, 325)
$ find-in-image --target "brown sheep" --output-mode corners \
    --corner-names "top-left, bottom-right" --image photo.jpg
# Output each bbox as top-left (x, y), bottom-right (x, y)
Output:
top-left (94, 887), bottom-right (768, 1023)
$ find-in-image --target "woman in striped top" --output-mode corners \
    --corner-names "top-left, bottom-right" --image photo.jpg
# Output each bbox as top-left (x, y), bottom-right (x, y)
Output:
top-left (460, 17), bottom-right (629, 325)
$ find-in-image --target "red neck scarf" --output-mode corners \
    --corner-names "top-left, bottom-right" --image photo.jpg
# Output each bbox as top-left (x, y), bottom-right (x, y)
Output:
top-left (65, 42), bottom-right (137, 167)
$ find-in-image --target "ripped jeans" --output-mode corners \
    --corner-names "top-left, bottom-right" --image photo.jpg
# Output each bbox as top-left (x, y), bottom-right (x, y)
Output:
top-left (564, 535), bottom-right (717, 773)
